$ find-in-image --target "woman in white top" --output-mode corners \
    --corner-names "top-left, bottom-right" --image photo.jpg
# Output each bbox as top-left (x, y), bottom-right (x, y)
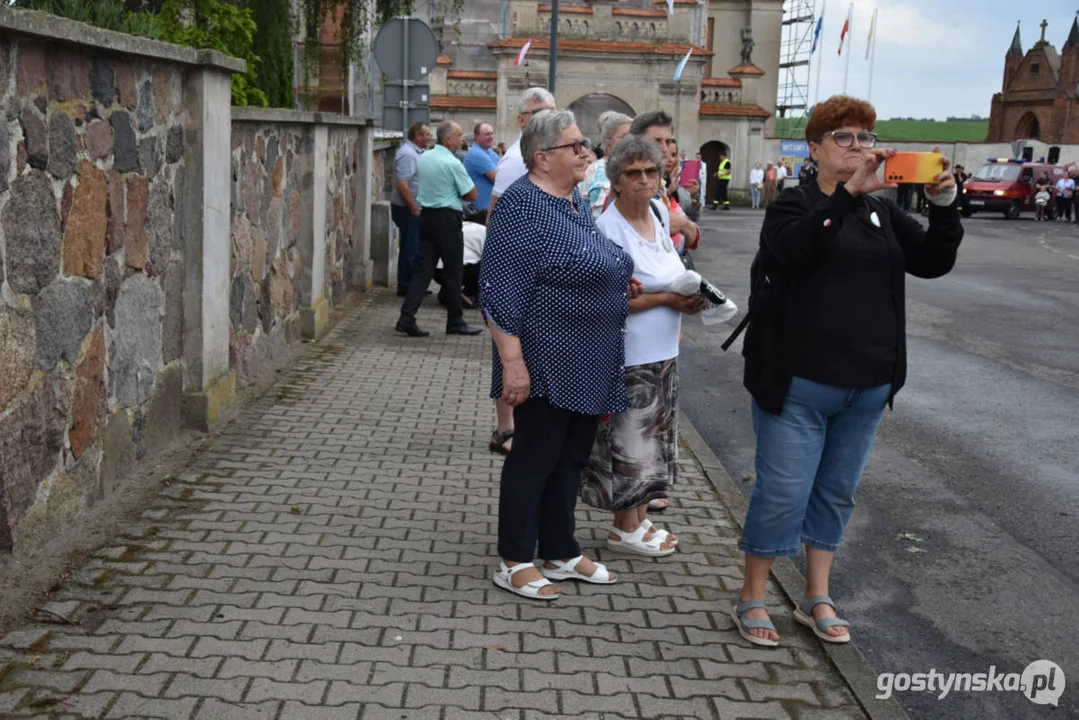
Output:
top-left (749, 162), bottom-right (765, 209)
top-left (581, 135), bottom-right (708, 556)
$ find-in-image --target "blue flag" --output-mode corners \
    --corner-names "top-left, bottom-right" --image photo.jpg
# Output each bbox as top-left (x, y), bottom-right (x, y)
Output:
top-left (673, 47), bottom-right (693, 81)
top-left (811, 17), bottom-right (823, 54)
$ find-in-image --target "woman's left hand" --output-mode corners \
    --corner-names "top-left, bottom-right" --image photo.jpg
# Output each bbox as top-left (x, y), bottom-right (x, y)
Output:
top-left (628, 277), bottom-right (644, 299)
top-left (667, 293), bottom-right (709, 315)
top-left (925, 146), bottom-right (956, 197)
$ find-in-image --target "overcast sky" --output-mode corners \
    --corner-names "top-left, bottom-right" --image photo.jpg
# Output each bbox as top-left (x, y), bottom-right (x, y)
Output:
top-left (806, 0), bottom-right (1075, 120)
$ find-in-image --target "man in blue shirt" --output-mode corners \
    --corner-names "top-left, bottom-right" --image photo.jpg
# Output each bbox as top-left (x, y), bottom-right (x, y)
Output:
top-left (396, 121), bottom-right (482, 338)
top-left (464, 123), bottom-right (500, 216)
top-left (391, 122), bottom-right (430, 296)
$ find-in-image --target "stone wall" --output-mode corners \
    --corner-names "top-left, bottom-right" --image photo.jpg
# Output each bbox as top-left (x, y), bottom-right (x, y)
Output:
top-left (227, 111), bottom-right (379, 384)
top-left (0, 27), bottom-right (201, 554)
top-left (0, 7), bottom-right (382, 560)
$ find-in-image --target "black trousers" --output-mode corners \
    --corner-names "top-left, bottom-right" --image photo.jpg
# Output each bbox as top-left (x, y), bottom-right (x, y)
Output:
top-left (498, 397), bottom-right (600, 562)
top-left (716, 178), bottom-right (730, 207)
top-left (400, 207), bottom-right (464, 323)
top-left (1058, 196), bottom-right (1073, 221)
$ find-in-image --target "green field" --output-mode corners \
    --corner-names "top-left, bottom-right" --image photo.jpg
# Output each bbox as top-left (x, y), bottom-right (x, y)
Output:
top-left (775, 118), bottom-right (989, 143)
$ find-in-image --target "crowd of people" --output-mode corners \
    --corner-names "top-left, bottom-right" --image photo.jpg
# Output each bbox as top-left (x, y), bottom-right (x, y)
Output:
top-left (387, 91), bottom-right (965, 645)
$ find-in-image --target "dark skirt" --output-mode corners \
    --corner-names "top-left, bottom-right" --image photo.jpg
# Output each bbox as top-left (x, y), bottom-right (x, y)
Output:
top-left (580, 357), bottom-right (679, 511)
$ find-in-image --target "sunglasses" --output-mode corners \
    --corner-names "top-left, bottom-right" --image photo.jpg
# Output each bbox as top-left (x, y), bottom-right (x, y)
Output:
top-left (621, 167), bottom-right (661, 181)
top-left (818, 130), bottom-right (878, 148)
top-left (543, 138), bottom-right (591, 155)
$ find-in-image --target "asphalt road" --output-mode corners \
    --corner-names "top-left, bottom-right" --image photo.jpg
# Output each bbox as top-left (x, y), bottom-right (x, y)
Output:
top-left (680, 203), bottom-right (1078, 720)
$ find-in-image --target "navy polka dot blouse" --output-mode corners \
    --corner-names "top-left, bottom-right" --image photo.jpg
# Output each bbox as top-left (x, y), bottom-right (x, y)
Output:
top-left (481, 176), bottom-right (635, 415)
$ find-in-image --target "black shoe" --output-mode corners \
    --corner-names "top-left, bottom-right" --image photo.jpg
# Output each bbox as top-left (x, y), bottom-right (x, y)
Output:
top-left (446, 322), bottom-right (482, 336)
top-left (395, 318), bottom-right (429, 337)
top-left (722, 206), bottom-right (731, 211)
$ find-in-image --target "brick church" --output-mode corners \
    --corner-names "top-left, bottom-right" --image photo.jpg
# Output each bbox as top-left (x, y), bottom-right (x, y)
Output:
top-left (987, 17), bottom-right (1079, 143)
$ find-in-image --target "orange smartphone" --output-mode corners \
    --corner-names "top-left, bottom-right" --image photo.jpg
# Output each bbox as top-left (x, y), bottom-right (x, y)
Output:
top-left (883, 152), bottom-right (945, 185)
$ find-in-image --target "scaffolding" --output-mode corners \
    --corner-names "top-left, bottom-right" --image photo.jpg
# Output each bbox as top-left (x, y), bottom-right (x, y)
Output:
top-left (776, 0), bottom-right (817, 138)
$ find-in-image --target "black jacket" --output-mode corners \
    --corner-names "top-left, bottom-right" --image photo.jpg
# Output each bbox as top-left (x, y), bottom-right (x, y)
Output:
top-left (743, 183), bottom-right (964, 415)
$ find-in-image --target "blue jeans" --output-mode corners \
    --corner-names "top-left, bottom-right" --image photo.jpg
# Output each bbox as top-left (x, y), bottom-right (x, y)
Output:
top-left (391, 203), bottom-right (421, 292)
top-left (749, 185), bottom-right (761, 208)
top-left (740, 377), bottom-right (890, 557)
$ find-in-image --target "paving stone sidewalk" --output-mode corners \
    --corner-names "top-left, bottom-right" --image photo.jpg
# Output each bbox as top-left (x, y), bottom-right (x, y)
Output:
top-left (0, 290), bottom-right (870, 720)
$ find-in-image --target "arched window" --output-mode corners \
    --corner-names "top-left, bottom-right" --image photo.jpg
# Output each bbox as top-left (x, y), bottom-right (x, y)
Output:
top-left (1016, 112), bottom-right (1041, 139)
top-left (567, 94), bottom-right (637, 143)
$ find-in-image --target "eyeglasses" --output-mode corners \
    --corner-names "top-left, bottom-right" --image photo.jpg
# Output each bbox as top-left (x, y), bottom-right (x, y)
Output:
top-left (542, 138), bottom-right (591, 155)
top-left (818, 130), bottom-right (878, 148)
top-left (621, 167), bottom-right (661, 181)
top-left (519, 107), bottom-right (552, 117)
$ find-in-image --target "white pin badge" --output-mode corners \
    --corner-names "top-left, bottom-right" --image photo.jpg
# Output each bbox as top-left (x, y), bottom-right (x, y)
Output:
top-left (870, 211), bottom-right (881, 228)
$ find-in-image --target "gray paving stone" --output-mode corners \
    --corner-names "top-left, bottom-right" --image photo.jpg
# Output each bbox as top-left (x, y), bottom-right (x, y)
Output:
top-left (191, 637), bottom-right (267, 660)
top-left (324, 681), bottom-right (405, 706)
top-left (193, 697), bottom-right (280, 720)
top-left (279, 702), bottom-right (363, 720)
top-left (140, 653), bottom-right (222, 678)
top-left (163, 673), bottom-right (249, 701)
top-left (106, 691), bottom-right (197, 719)
top-left (245, 678), bottom-right (327, 703)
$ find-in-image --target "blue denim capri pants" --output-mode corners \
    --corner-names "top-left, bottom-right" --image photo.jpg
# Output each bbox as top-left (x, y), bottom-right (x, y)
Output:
top-left (739, 377), bottom-right (890, 557)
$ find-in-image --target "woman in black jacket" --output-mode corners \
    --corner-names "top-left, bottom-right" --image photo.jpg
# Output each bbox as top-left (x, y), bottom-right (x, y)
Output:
top-left (733, 96), bottom-right (963, 647)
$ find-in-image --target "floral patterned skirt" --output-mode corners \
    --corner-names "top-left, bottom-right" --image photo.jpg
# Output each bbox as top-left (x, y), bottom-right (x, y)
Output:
top-left (580, 357), bottom-right (679, 512)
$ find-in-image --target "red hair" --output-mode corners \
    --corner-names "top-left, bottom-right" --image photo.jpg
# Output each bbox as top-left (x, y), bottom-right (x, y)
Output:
top-left (805, 95), bottom-right (876, 142)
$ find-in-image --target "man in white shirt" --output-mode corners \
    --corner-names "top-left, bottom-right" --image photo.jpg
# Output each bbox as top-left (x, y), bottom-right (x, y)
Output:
top-left (775, 161), bottom-right (788, 192)
top-left (484, 86), bottom-right (556, 456)
top-left (487, 87), bottom-right (556, 220)
top-left (1055, 174), bottom-right (1076, 222)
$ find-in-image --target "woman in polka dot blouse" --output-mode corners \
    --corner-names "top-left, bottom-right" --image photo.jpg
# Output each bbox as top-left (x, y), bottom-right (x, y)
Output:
top-left (480, 109), bottom-right (641, 601)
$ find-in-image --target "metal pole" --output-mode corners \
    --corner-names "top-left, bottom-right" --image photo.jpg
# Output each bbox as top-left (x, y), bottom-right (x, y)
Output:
top-left (548, 0), bottom-right (559, 93)
top-left (402, 17), bottom-right (410, 133)
top-left (813, 0), bottom-right (825, 106)
top-left (867, 9), bottom-right (877, 103)
top-left (841, 3), bottom-right (852, 95)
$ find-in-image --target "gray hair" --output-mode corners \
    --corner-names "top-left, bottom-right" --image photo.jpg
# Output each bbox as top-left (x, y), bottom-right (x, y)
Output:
top-left (517, 86), bottom-right (555, 113)
top-left (521, 109), bottom-right (577, 171)
top-left (435, 121), bottom-right (458, 145)
top-left (605, 134), bottom-right (664, 190)
top-left (600, 112), bottom-right (633, 144)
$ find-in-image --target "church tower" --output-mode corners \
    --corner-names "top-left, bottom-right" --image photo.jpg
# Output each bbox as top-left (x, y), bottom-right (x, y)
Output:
top-left (1002, 22), bottom-right (1023, 91)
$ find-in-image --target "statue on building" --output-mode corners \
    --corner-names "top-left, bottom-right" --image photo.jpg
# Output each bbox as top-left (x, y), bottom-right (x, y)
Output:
top-left (740, 25), bottom-right (755, 65)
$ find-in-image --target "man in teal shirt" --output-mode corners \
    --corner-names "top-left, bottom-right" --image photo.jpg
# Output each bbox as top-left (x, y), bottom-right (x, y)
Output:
top-left (396, 121), bottom-right (482, 337)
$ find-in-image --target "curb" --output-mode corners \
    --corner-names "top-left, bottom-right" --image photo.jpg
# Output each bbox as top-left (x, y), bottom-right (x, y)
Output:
top-left (678, 412), bottom-right (911, 720)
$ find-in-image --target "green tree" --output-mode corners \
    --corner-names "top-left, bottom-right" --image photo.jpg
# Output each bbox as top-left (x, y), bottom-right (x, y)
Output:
top-left (157, 0), bottom-right (269, 106)
top-left (243, 0), bottom-right (294, 107)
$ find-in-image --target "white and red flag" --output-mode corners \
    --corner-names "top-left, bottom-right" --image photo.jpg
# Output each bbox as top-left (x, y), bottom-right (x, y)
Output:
top-left (515, 40), bottom-right (532, 66)
top-left (838, 3), bottom-right (852, 56)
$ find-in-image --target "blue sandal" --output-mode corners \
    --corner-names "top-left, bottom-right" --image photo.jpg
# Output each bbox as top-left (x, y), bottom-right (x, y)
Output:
top-left (730, 600), bottom-right (779, 647)
top-left (793, 595), bottom-right (851, 644)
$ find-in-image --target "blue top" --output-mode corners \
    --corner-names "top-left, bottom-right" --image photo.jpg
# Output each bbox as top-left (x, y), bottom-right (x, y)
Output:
top-left (390, 140), bottom-right (423, 207)
top-left (464, 144), bottom-right (501, 210)
top-left (481, 176), bottom-right (635, 415)
top-left (417, 145), bottom-right (475, 211)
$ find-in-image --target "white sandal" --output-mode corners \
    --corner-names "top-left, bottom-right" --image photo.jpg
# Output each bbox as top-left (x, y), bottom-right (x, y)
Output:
top-left (492, 561), bottom-right (561, 601)
top-left (539, 555), bottom-right (617, 584)
top-left (641, 519), bottom-right (678, 546)
top-left (606, 524), bottom-right (677, 557)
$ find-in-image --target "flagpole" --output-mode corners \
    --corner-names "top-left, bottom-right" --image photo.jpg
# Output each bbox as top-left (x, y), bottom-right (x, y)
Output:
top-left (548, 0), bottom-right (559, 92)
top-left (813, 0), bottom-right (826, 105)
top-left (842, 3), bottom-right (852, 94)
top-left (867, 9), bottom-right (878, 102)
